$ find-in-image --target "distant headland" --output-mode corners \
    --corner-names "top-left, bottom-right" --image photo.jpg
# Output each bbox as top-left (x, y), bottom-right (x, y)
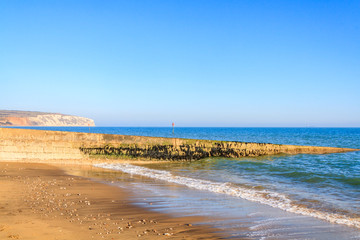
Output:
top-left (0, 110), bottom-right (95, 127)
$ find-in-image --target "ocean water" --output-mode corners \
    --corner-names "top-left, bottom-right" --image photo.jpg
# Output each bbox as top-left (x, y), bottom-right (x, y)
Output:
top-left (16, 127), bottom-right (360, 239)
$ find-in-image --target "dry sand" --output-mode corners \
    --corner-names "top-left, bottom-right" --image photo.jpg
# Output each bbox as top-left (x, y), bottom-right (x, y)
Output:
top-left (0, 162), bottom-right (227, 240)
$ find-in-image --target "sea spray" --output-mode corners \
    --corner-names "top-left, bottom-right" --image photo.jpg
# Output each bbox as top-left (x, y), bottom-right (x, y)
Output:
top-left (94, 163), bottom-right (360, 229)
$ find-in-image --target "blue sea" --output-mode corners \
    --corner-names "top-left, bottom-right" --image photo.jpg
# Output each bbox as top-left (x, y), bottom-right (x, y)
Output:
top-left (16, 127), bottom-right (360, 239)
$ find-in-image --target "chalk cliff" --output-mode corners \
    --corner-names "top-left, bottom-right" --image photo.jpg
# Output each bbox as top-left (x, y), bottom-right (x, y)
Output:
top-left (0, 110), bottom-right (95, 126)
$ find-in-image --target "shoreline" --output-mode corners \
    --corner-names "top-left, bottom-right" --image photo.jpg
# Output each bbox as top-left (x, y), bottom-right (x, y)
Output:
top-left (1, 127), bottom-right (359, 239)
top-left (0, 161), bottom-right (227, 239)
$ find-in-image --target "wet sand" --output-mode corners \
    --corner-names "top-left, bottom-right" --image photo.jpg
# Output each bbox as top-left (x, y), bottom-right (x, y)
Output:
top-left (0, 162), bottom-right (226, 240)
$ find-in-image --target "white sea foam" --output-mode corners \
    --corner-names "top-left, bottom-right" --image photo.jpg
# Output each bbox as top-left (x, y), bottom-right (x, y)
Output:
top-left (94, 163), bottom-right (360, 229)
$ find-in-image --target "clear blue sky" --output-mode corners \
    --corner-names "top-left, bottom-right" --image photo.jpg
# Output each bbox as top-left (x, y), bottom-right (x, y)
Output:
top-left (1, 0), bottom-right (359, 127)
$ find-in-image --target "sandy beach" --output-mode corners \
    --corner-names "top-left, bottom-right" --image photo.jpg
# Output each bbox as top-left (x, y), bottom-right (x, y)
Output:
top-left (0, 162), bottom-right (226, 240)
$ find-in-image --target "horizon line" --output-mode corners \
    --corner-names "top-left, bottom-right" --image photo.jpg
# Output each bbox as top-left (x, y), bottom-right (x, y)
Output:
top-left (5, 126), bottom-right (360, 128)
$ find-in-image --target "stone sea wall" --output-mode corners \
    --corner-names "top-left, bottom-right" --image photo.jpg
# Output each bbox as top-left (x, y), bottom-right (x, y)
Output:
top-left (0, 128), bottom-right (358, 162)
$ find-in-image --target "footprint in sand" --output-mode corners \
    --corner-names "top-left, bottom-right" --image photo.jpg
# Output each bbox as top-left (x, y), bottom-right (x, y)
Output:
top-left (0, 225), bottom-right (8, 231)
top-left (7, 234), bottom-right (20, 239)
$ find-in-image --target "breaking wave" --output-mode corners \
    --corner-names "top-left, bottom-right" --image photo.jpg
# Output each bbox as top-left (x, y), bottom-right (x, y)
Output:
top-left (94, 163), bottom-right (360, 229)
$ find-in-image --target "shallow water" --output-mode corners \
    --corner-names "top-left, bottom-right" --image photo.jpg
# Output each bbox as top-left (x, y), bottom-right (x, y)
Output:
top-left (16, 127), bottom-right (360, 239)
top-left (71, 164), bottom-right (360, 239)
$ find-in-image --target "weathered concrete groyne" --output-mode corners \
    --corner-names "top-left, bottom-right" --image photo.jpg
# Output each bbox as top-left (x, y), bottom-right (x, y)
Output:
top-left (0, 128), bottom-right (358, 162)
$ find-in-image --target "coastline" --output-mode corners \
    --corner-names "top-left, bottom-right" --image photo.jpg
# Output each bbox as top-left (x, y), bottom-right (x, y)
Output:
top-left (1, 127), bottom-right (359, 239)
top-left (0, 161), bottom-right (226, 240)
